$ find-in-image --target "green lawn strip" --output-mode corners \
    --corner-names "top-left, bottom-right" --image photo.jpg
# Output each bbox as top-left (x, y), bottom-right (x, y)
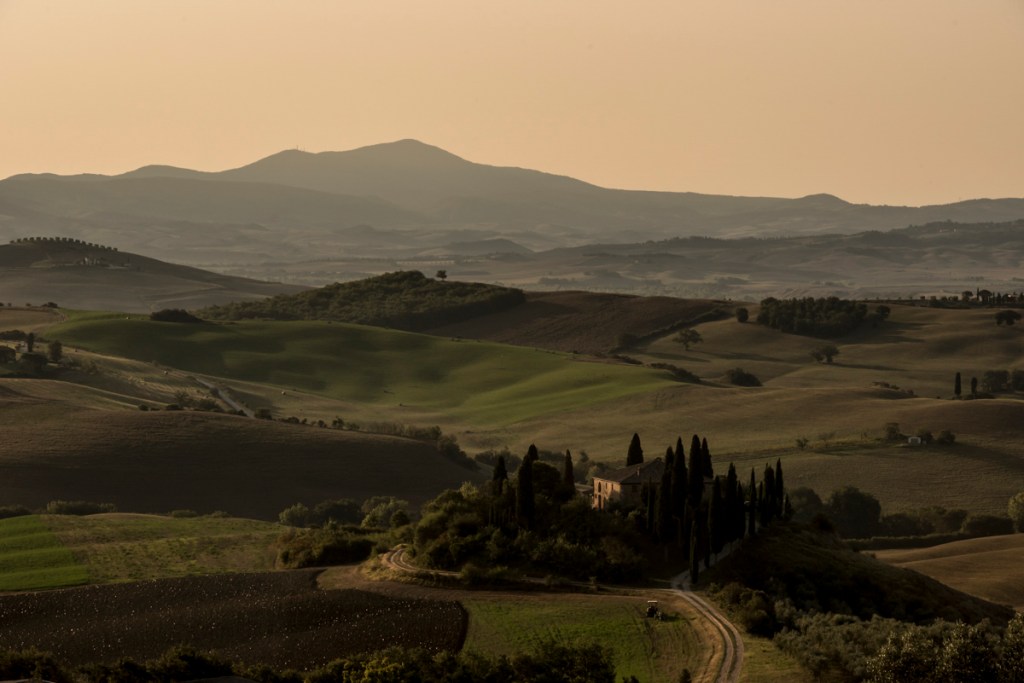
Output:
top-left (42, 514), bottom-right (280, 583)
top-left (51, 316), bottom-right (675, 426)
top-left (739, 633), bottom-right (814, 683)
top-left (462, 595), bottom-right (699, 683)
top-left (0, 516), bottom-right (90, 591)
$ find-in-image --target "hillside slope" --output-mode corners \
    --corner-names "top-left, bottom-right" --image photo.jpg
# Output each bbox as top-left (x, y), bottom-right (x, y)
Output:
top-left (0, 239), bottom-right (305, 312)
top-left (876, 534), bottom-right (1024, 610)
top-left (0, 381), bottom-right (481, 518)
top-left (426, 290), bottom-right (723, 354)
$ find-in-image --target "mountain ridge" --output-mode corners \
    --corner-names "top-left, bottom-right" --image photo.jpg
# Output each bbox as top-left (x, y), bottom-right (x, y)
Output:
top-left (2, 139), bottom-right (1023, 271)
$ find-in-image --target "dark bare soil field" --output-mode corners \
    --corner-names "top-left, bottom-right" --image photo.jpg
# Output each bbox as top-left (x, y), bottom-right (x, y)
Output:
top-left (0, 570), bottom-right (466, 670)
top-left (427, 291), bottom-right (723, 354)
top-left (0, 387), bottom-right (483, 519)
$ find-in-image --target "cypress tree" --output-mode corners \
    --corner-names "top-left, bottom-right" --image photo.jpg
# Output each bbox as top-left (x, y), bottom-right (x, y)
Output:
top-left (758, 481), bottom-right (770, 528)
top-left (725, 464), bottom-right (738, 544)
top-left (516, 445), bottom-right (538, 530)
top-left (655, 465), bottom-right (673, 543)
top-left (709, 477), bottom-right (724, 554)
top-left (774, 459), bottom-right (785, 517)
top-left (689, 521), bottom-right (700, 585)
top-left (562, 450), bottom-right (575, 495)
top-left (492, 455), bottom-right (508, 496)
top-left (672, 454), bottom-right (689, 549)
top-left (626, 433), bottom-right (644, 466)
top-left (701, 437), bottom-right (713, 478)
top-left (675, 436), bottom-right (685, 463)
top-left (748, 469), bottom-right (757, 537)
top-left (735, 482), bottom-right (746, 539)
top-left (764, 464), bottom-right (776, 523)
top-left (664, 446), bottom-right (674, 472)
top-left (702, 507), bottom-right (712, 569)
top-left (955, 372), bottom-right (962, 398)
top-left (971, 376), bottom-right (978, 397)
top-left (688, 435), bottom-right (703, 509)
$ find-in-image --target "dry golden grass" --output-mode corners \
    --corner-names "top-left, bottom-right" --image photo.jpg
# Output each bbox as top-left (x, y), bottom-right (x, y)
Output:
top-left (876, 534), bottom-right (1024, 610)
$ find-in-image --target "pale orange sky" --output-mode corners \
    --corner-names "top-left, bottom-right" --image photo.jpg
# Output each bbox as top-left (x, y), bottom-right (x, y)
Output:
top-left (2, 0), bottom-right (1022, 206)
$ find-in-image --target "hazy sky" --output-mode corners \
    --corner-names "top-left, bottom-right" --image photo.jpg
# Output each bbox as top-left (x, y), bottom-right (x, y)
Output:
top-left (2, 0), bottom-right (1022, 206)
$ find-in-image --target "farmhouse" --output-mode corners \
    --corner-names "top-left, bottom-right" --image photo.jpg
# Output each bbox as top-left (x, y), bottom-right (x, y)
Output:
top-left (591, 458), bottom-right (665, 511)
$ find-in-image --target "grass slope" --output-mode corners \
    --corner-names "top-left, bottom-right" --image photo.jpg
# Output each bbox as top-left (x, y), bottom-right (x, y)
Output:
top-left (0, 515), bottom-right (89, 591)
top-left (0, 389), bottom-right (483, 519)
top-left (463, 594), bottom-right (702, 683)
top-left (876, 534), bottom-right (1024, 610)
top-left (49, 313), bottom-right (674, 426)
top-left (427, 291), bottom-right (723, 354)
top-left (44, 513), bottom-right (280, 584)
top-left (707, 524), bottom-right (1014, 626)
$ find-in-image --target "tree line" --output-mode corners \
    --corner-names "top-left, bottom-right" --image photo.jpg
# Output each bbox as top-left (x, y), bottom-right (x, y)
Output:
top-left (756, 297), bottom-right (889, 337)
top-left (410, 432), bottom-right (787, 585)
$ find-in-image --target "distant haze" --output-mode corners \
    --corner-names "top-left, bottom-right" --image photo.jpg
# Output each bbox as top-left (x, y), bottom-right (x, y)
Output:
top-left (1, 1), bottom-right (1022, 207)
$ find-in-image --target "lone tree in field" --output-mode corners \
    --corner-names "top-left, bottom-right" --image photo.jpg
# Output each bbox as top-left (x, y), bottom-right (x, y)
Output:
top-left (1009, 491), bottom-right (1024, 533)
top-left (674, 328), bottom-right (703, 351)
top-left (735, 307), bottom-right (749, 323)
top-left (435, 270), bottom-right (448, 281)
top-left (811, 344), bottom-right (839, 364)
top-left (955, 372), bottom-right (962, 398)
top-left (996, 310), bottom-right (1021, 326)
top-left (626, 433), bottom-right (644, 466)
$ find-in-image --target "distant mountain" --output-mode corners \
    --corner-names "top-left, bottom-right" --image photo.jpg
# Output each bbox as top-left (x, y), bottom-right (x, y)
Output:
top-left (0, 238), bottom-right (305, 312)
top-left (1, 140), bottom-right (1023, 269)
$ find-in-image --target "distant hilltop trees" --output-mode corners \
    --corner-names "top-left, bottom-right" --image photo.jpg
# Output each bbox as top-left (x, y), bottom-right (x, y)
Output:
top-left (10, 236), bottom-right (118, 251)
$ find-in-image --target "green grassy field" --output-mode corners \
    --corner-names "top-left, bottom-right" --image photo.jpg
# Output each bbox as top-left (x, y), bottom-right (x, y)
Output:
top-left (0, 515), bottom-right (90, 590)
top-left (0, 514), bottom-right (279, 591)
top-left (462, 594), bottom-right (702, 683)
top-left (50, 313), bottom-right (675, 426)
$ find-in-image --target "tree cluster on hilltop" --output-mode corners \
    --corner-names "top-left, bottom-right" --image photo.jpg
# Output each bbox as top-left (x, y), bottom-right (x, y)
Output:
top-left (197, 271), bottom-right (525, 331)
top-left (757, 297), bottom-right (889, 337)
top-left (410, 433), bottom-right (787, 584)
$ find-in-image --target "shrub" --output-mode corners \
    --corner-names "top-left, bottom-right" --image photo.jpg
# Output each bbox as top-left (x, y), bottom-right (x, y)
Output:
top-left (278, 503), bottom-right (311, 528)
top-left (0, 505), bottom-right (30, 520)
top-left (149, 309), bottom-right (204, 323)
top-left (961, 514), bottom-right (1014, 537)
top-left (936, 430), bottom-right (956, 444)
top-left (276, 526), bottom-right (377, 568)
top-left (725, 368), bottom-right (761, 386)
top-left (44, 500), bottom-right (116, 515)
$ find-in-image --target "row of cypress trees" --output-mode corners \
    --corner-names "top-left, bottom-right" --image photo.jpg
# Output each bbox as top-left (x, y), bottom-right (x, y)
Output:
top-left (630, 433), bottom-right (789, 583)
top-left (488, 432), bottom-right (788, 584)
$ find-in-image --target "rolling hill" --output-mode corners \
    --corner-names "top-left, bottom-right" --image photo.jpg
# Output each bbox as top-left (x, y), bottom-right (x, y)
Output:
top-left (0, 380), bottom-right (483, 519)
top-left (0, 238), bottom-right (306, 312)
top-left (876, 534), bottom-right (1024, 610)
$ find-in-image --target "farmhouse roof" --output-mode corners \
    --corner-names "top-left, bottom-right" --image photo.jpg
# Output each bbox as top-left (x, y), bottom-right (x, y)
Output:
top-left (595, 458), bottom-right (665, 485)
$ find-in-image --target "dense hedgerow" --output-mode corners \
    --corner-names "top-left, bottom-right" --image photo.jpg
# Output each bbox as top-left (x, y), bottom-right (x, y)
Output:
top-left (198, 270), bottom-right (526, 331)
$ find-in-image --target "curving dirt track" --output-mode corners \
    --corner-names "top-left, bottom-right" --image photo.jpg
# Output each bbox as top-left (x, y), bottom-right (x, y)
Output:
top-left (380, 546), bottom-right (744, 683)
top-left (672, 575), bottom-right (744, 683)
